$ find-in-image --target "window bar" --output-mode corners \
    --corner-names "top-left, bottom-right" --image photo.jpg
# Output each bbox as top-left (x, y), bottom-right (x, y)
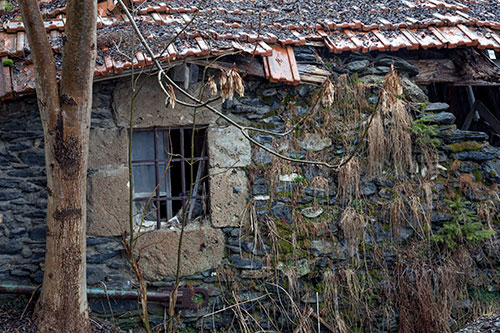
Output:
top-left (131, 157), bottom-right (206, 164)
top-left (180, 128), bottom-right (187, 215)
top-left (187, 140), bottom-right (207, 221)
top-left (164, 129), bottom-right (173, 221)
top-left (153, 127), bottom-right (161, 229)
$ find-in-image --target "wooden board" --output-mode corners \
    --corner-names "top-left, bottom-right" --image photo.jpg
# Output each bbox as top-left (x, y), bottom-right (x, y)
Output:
top-left (410, 59), bottom-right (457, 84)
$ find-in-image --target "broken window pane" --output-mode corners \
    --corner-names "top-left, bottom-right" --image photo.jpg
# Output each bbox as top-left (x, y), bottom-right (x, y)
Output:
top-left (131, 127), bottom-right (208, 229)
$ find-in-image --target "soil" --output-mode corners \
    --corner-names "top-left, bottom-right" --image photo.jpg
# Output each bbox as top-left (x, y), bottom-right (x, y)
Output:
top-left (0, 298), bottom-right (123, 333)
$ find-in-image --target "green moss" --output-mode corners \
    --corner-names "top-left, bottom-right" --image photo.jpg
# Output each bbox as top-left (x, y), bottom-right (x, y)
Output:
top-left (261, 96), bottom-right (274, 105)
top-left (2, 59), bottom-right (13, 68)
top-left (489, 169), bottom-right (497, 178)
top-left (0, 1), bottom-right (13, 12)
top-left (472, 170), bottom-right (483, 182)
top-left (447, 141), bottom-right (483, 153)
top-left (470, 288), bottom-right (497, 305)
top-left (255, 122), bottom-right (276, 130)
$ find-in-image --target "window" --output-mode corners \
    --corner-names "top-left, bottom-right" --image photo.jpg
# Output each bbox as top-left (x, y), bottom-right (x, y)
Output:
top-left (131, 126), bottom-right (209, 229)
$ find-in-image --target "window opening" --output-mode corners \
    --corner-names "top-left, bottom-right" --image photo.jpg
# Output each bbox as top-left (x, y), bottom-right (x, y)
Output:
top-left (131, 126), bottom-right (209, 230)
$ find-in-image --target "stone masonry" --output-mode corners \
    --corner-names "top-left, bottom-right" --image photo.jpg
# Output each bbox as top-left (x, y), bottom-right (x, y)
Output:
top-left (0, 48), bottom-right (499, 330)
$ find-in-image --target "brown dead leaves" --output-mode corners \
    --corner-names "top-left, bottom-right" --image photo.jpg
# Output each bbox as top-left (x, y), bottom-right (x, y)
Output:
top-left (220, 68), bottom-right (244, 102)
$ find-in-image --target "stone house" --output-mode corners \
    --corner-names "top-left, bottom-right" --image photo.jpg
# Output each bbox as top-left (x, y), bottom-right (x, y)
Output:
top-left (1, 0), bottom-right (500, 330)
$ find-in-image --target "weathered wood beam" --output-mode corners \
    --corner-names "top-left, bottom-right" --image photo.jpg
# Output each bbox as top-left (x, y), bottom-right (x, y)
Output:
top-left (410, 58), bottom-right (500, 86)
top-left (409, 59), bottom-right (457, 84)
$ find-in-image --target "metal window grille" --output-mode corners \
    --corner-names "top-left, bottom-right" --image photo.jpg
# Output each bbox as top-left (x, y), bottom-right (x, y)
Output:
top-left (131, 126), bottom-right (209, 229)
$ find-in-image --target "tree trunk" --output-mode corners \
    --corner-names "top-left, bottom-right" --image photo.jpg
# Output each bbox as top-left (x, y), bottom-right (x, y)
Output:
top-left (18, 0), bottom-right (96, 331)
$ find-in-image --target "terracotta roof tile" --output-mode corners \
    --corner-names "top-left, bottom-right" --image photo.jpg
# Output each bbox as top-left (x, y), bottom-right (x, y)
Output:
top-left (0, 56), bottom-right (13, 99)
top-left (264, 45), bottom-right (300, 85)
top-left (0, 33), bottom-right (16, 57)
top-left (1, 0), bottom-right (500, 99)
top-left (11, 64), bottom-right (35, 95)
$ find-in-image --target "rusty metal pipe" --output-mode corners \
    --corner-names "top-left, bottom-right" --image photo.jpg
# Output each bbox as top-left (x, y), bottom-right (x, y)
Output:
top-left (0, 283), bottom-right (208, 309)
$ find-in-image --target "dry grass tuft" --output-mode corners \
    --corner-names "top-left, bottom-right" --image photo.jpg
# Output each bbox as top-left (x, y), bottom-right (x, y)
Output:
top-left (422, 181), bottom-right (433, 235)
top-left (368, 110), bottom-right (385, 175)
top-left (321, 79), bottom-right (335, 107)
top-left (368, 65), bottom-right (413, 178)
top-left (340, 206), bottom-right (365, 258)
top-left (395, 245), bottom-right (473, 333)
top-left (322, 271), bottom-right (348, 333)
top-left (388, 101), bottom-right (413, 177)
top-left (419, 142), bottom-right (438, 178)
top-left (389, 193), bottom-right (405, 241)
top-left (390, 183), bottom-right (430, 241)
top-left (338, 157), bottom-right (360, 202)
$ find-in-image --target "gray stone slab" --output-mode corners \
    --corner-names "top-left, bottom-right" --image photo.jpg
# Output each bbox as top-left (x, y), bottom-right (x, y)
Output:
top-left (208, 126), bottom-right (251, 168)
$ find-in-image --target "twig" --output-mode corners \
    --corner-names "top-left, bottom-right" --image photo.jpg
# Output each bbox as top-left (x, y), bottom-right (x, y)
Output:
top-left (21, 284), bottom-right (41, 319)
top-left (202, 293), bottom-right (270, 318)
top-left (115, 0), bottom-right (340, 169)
top-left (100, 282), bottom-right (116, 325)
top-left (310, 310), bottom-right (336, 333)
top-left (316, 292), bottom-right (320, 333)
top-left (293, 307), bottom-right (313, 333)
top-left (90, 318), bottom-right (104, 329)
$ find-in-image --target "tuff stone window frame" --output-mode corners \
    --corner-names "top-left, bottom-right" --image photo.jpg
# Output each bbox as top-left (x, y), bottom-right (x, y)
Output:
top-left (131, 126), bottom-right (209, 229)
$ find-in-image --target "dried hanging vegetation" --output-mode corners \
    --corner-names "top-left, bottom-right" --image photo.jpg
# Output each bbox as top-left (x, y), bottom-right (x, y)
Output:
top-left (217, 64), bottom-right (497, 333)
top-left (207, 75), bottom-right (217, 96)
top-left (315, 74), bottom-right (368, 150)
top-left (321, 271), bottom-right (348, 333)
top-left (477, 197), bottom-right (498, 230)
top-left (321, 79), bottom-right (335, 108)
top-left (367, 110), bottom-right (385, 175)
top-left (340, 206), bottom-right (365, 258)
top-left (220, 68), bottom-right (245, 102)
top-left (337, 157), bottom-right (360, 202)
top-left (323, 267), bottom-right (377, 332)
top-left (368, 65), bottom-right (413, 177)
top-left (389, 183), bottom-right (431, 241)
top-left (395, 245), bottom-right (478, 333)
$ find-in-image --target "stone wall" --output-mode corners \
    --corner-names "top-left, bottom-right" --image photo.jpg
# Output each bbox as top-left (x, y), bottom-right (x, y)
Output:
top-left (0, 49), bottom-right (499, 331)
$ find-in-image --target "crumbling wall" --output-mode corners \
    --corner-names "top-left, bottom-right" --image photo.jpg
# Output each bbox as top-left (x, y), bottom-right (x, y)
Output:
top-left (0, 52), bottom-right (499, 331)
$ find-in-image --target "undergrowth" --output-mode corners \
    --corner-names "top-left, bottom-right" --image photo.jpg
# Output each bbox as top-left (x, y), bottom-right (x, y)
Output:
top-left (431, 196), bottom-right (495, 249)
top-left (204, 66), bottom-right (498, 333)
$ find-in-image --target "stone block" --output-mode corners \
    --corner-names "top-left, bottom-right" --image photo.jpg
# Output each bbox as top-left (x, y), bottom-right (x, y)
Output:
top-left (88, 128), bottom-right (128, 169)
top-left (136, 224), bottom-right (224, 279)
top-left (300, 133), bottom-right (332, 152)
top-left (401, 77), bottom-right (428, 104)
top-left (425, 102), bottom-right (450, 113)
top-left (209, 168), bottom-right (248, 228)
top-left (112, 76), bottom-right (216, 128)
top-left (87, 167), bottom-right (129, 237)
top-left (208, 126), bottom-right (251, 168)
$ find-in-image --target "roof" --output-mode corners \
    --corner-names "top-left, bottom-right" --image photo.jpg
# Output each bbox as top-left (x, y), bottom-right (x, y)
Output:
top-left (1, 0), bottom-right (500, 100)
